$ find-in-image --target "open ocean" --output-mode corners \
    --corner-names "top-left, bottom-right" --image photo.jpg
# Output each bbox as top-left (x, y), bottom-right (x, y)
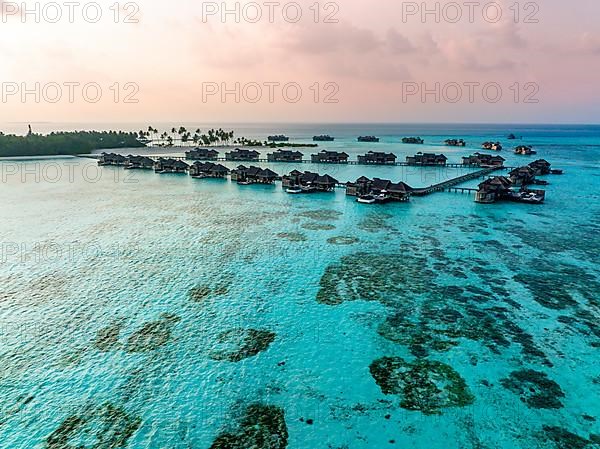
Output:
top-left (1, 123), bottom-right (599, 449)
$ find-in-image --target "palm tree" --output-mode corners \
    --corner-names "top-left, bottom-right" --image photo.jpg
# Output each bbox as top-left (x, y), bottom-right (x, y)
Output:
top-left (171, 127), bottom-right (177, 146)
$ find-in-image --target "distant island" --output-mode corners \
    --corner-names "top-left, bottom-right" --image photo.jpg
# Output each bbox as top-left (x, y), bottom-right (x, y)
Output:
top-left (0, 128), bottom-right (144, 157)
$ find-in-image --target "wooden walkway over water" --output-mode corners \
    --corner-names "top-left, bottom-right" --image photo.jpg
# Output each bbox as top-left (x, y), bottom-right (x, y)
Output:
top-left (80, 154), bottom-right (508, 200)
top-left (79, 154), bottom-right (513, 170)
top-left (411, 167), bottom-right (501, 196)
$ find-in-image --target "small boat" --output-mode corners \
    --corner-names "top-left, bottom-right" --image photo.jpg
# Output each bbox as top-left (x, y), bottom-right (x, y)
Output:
top-left (551, 169), bottom-right (564, 175)
top-left (357, 194), bottom-right (390, 204)
top-left (286, 187), bottom-right (303, 194)
top-left (357, 195), bottom-right (377, 204)
top-left (237, 180), bottom-right (252, 185)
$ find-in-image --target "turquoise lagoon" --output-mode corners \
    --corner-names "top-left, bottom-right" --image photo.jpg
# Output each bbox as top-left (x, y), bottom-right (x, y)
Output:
top-left (0, 124), bottom-right (599, 448)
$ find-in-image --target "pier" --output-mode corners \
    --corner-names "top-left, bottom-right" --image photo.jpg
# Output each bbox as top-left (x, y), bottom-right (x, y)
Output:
top-left (411, 167), bottom-right (501, 196)
top-left (84, 152), bottom-right (551, 205)
top-left (79, 154), bottom-right (511, 169)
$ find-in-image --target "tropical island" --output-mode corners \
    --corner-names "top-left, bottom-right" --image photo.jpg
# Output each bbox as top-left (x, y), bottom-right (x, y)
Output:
top-left (137, 127), bottom-right (318, 148)
top-left (0, 125), bottom-right (322, 157)
top-left (0, 127), bottom-right (144, 157)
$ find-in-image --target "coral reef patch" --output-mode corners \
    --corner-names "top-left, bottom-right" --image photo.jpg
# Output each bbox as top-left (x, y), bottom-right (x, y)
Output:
top-left (124, 313), bottom-right (181, 353)
top-left (500, 369), bottom-right (565, 409)
top-left (327, 236), bottom-right (359, 245)
top-left (210, 403), bottom-right (288, 449)
top-left (46, 402), bottom-right (141, 449)
top-left (369, 357), bottom-right (474, 415)
top-left (210, 328), bottom-right (276, 362)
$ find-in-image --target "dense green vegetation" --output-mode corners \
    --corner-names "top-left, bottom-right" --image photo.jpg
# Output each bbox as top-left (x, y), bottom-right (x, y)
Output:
top-left (140, 126), bottom-right (318, 148)
top-left (0, 125), bottom-right (319, 157)
top-left (0, 130), bottom-right (144, 157)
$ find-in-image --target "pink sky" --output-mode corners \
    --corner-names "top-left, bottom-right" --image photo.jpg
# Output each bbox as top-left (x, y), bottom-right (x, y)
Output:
top-left (1, 0), bottom-right (599, 123)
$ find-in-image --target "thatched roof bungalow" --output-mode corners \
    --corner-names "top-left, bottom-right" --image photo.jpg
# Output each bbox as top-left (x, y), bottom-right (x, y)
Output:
top-left (154, 158), bottom-right (189, 174)
top-left (311, 150), bottom-right (349, 163)
top-left (98, 152), bottom-right (127, 166)
top-left (282, 171), bottom-right (339, 192)
top-left (475, 176), bottom-right (513, 203)
top-left (514, 145), bottom-right (537, 156)
top-left (186, 148), bottom-right (219, 160)
top-left (357, 151), bottom-right (397, 165)
top-left (225, 148), bottom-right (260, 161)
top-left (528, 159), bottom-right (552, 175)
top-left (462, 153), bottom-right (505, 167)
top-left (509, 166), bottom-right (536, 185)
top-left (190, 162), bottom-right (230, 178)
top-left (346, 176), bottom-right (412, 202)
top-left (125, 155), bottom-right (154, 169)
top-left (231, 165), bottom-right (278, 184)
top-left (406, 152), bottom-right (447, 166)
top-left (267, 149), bottom-right (303, 162)
top-left (402, 137), bottom-right (424, 144)
top-left (481, 142), bottom-right (503, 151)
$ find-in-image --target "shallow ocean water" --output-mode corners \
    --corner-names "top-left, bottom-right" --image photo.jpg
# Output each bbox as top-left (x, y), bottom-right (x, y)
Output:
top-left (0, 124), bottom-right (599, 449)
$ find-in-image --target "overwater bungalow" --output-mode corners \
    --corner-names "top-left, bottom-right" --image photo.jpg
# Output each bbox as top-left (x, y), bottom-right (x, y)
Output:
top-left (282, 170), bottom-right (339, 193)
top-left (481, 141), bottom-right (503, 151)
top-left (509, 166), bottom-right (536, 186)
top-left (475, 177), bottom-right (513, 203)
top-left (445, 139), bottom-right (466, 147)
top-left (154, 158), bottom-right (189, 174)
top-left (476, 176), bottom-right (545, 204)
top-left (402, 137), bottom-right (424, 144)
top-left (125, 155), bottom-right (155, 170)
top-left (514, 145), bottom-right (537, 156)
top-left (528, 159), bottom-right (552, 175)
top-left (357, 136), bottom-right (380, 143)
top-left (311, 150), bottom-right (349, 164)
top-left (225, 148), bottom-right (260, 162)
top-left (313, 135), bottom-right (335, 142)
top-left (185, 148), bottom-right (219, 160)
top-left (98, 152), bottom-right (127, 166)
top-left (346, 177), bottom-right (411, 203)
top-left (267, 149), bottom-right (303, 162)
top-left (268, 135), bottom-right (290, 142)
top-left (189, 162), bottom-right (230, 179)
top-left (357, 151), bottom-right (397, 165)
top-left (462, 153), bottom-right (505, 167)
top-left (231, 165), bottom-right (279, 184)
top-left (406, 152), bottom-right (448, 166)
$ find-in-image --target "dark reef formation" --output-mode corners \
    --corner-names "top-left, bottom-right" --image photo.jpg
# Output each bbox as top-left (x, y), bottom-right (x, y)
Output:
top-left (210, 328), bottom-right (276, 362)
top-left (326, 236), bottom-right (359, 246)
top-left (46, 402), bottom-right (141, 449)
top-left (369, 357), bottom-right (474, 415)
top-left (210, 403), bottom-right (288, 449)
top-left (501, 369), bottom-right (565, 409)
top-left (125, 313), bottom-right (181, 353)
top-left (297, 209), bottom-right (343, 221)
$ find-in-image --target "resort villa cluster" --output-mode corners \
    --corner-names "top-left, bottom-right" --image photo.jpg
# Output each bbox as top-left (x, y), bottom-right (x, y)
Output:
top-left (97, 136), bottom-right (562, 205)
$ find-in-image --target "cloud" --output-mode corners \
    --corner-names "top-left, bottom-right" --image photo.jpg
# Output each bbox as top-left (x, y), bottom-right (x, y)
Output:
top-left (578, 32), bottom-right (600, 54)
top-left (280, 22), bottom-right (382, 55)
top-left (386, 29), bottom-right (415, 54)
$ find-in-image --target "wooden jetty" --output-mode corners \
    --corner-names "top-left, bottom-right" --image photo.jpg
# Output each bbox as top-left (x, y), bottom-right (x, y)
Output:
top-left (80, 154), bottom-right (507, 169)
top-left (411, 167), bottom-right (500, 196)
